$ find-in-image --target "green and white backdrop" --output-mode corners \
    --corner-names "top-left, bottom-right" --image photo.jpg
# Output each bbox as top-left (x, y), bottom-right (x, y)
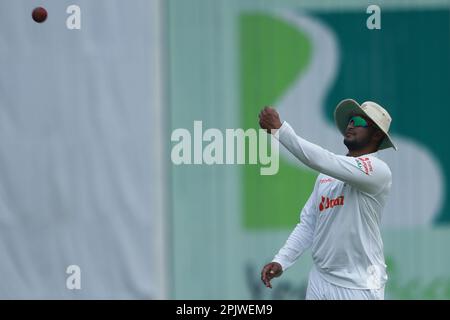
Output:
top-left (169, 0), bottom-right (450, 299)
top-left (1, 0), bottom-right (449, 299)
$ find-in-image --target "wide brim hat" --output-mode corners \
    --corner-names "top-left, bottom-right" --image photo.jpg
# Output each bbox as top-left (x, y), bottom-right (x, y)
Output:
top-left (334, 99), bottom-right (397, 151)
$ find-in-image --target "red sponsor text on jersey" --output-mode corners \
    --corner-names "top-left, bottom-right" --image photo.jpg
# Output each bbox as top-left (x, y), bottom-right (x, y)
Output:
top-left (356, 157), bottom-right (373, 175)
top-left (319, 195), bottom-right (345, 212)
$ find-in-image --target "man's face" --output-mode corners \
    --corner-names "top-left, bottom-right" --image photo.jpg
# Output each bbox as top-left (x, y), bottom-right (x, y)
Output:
top-left (343, 114), bottom-right (378, 151)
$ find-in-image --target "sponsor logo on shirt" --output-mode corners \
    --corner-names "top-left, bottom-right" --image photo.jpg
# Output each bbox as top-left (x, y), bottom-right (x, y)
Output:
top-left (319, 195), bottom-right (345, 212)
top-left (355, 157), bottom-right (373, 175)
top-left (319, 178), bottom-right (334, 184)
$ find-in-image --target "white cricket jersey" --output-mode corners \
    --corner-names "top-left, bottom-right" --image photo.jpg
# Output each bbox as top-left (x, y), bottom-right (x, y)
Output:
top-left (272, 121), bottom-right (392, 289)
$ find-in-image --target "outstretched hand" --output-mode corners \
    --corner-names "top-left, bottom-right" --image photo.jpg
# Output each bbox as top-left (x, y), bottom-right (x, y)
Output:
top-left (258, 107), bottom-right (282, 134)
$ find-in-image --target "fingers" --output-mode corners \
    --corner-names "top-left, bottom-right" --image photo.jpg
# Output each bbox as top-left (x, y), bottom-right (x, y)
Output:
top-left (266, 269), bottom-right (274, 288)
top-left (258, 107), bottom-right (276, 131)
top-left (258, 113), bottom-right (269, 130)
top-left (261, 265), bottom-right (270, 288)
top-left (259, 106), bottom-right (273, 116)
top-left (261, 264), bottom-right (275, 289)
top-left (261, 265), bottom-right (268, 286)
top-left (259, 107), bottom-right (278, 121)
top-left (261, 106), bottom-right (273, 116)
top-left (259, 119), bottom-right (267, 131)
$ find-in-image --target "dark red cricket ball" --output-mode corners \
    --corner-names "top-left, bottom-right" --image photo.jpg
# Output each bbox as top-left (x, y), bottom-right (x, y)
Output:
top-left (32, 7), bottom-right (48, 23)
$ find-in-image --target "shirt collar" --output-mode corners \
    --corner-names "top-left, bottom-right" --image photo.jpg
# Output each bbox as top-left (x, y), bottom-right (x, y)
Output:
top-left (346, 151), bottom-right (378, 158)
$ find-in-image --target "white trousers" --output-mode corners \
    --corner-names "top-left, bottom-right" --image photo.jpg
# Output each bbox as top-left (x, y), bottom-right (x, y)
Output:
top-left (305, 266), bottom-right (385, 300)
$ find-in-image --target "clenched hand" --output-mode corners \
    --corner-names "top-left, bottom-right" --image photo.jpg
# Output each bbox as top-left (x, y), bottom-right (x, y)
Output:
top-left (258, 107), bottom-right (282, 134)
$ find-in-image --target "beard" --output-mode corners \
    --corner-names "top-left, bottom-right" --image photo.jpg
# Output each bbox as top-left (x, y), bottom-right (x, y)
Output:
top-left (344, 135), bottom-right (372, 151)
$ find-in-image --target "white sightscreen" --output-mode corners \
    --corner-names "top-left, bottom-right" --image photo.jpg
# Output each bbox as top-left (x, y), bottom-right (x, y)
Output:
top-left (0, 0), bottom-right (167, 298)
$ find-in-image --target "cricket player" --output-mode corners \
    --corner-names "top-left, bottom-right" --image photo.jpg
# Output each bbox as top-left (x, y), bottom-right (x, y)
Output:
top-left (259, 99), bottom-right (397, 300)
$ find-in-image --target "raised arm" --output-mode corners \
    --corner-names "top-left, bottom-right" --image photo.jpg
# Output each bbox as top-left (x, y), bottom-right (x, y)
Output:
top-left (258, 107), bottom-right (391, 195)
top-left (276, 121), bottom-right (391, 195)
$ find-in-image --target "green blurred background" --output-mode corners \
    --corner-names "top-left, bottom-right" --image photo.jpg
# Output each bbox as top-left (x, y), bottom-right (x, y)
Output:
top-left (168, 0), bottom-right (450, 299)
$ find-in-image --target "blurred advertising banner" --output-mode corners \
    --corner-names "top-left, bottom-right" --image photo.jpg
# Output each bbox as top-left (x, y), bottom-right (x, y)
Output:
top-left (169, 0), bottom-right (450, 299)
top-left (0, 0), bottom-right (167, 298)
